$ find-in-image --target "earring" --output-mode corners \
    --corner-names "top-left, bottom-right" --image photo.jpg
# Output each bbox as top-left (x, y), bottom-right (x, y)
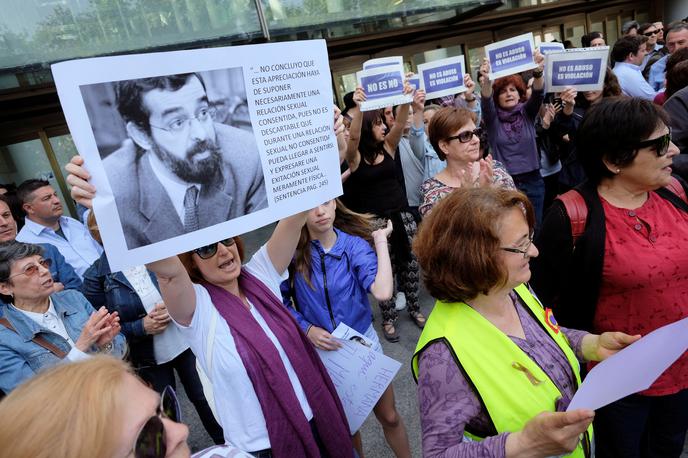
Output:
top-left (615, 169), bottom-right (621, 174)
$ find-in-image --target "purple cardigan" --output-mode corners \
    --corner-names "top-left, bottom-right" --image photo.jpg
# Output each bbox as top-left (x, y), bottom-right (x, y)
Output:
top-left (416, 291), bottom-right (588, 458)
top-left (481, 89), bottom-right (544, 176)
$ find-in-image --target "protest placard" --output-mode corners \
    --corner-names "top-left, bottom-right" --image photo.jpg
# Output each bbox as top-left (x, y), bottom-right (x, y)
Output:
top-left (52, 40), bottom-right (342, 271)
top-left (568, 316), bottom-right (688, 411)
top-left (485, 32), bottom-right (538, 80)
top-left (416, 56), bottom-right (467, 99)
top-left (538, 42), bottom-right (565, 55)
top-left (356, 65), bottom-right (412, 112)
top-left (363, 56), bottom-right (404, 70)
top-left (408, 74), bottom-right (420, 90)
top-left (318, 323), bottom-right (402, 433)
top-left (545, 47), bottom-right (609, 92)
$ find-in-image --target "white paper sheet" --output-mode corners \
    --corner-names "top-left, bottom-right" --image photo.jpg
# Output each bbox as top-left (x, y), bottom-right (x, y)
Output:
top-left (51, 40), bottom-right (342, 271)
top-left (318, 323), bottom-right (402, 433)
top-left (567, 317), bottom-right (688, 411)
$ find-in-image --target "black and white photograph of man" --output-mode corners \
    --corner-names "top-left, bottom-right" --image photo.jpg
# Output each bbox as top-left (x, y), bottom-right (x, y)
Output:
top-left (81, 68), bottom-right (267, 250)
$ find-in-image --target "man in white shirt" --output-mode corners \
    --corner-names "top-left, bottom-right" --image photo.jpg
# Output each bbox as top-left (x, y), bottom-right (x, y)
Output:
top-left (612, 35), bottom-right (658, 100)
top-left (15, 180), bottom-right (102, 278)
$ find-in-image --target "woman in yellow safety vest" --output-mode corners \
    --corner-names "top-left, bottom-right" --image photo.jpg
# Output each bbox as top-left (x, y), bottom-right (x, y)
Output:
top-left (411, 187), bottom-right (640, 457)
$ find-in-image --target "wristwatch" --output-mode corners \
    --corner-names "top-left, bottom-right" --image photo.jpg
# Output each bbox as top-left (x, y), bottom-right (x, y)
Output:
top-left (99, 342), bottom-right (114, 354)
top-left (532, 69), bottom-right (544, 78)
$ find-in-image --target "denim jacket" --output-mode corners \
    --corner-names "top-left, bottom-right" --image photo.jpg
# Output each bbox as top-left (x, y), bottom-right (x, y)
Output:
top-left (82, 252), bottom-right (158, 367)
top-left (40, 243), bottom-right (82, 291)
top-left (0, 289), bottom-right (126, 393)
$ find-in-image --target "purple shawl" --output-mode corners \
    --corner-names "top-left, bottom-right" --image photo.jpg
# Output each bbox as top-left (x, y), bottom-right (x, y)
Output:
top-left (203, 270), bottom-right (352, 458)
top-left (496, 102), bottom-right (526, 144)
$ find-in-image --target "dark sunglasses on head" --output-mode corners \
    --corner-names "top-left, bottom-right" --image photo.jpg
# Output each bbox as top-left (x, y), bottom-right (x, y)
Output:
top-left (193, 238), bottom-right (236, 260)
top-left (8, 258), bottom-right (52, 279)
top-left (643, 30), bottom-right (658, 36)
top-left (446, 127), bottom-right (483, 144)
top-left (134, 386), bottom-right (181, 458)
top-left (635, 130), bottom-right (672, 157)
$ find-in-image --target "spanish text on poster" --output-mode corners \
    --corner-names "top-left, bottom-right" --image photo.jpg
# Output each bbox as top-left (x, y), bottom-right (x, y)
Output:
top-left (318, 323), bottom-right (402, 433)
top-left (485, 32), bottom-right (537, 80)
top-left (545, 47), bottom-right (609, 92)
top-left (356, 65), bottom-right (412, 112)
top-left (52, 40), bottom-right (342, 271)
top-left (538, 42), bottom-right (565, 55)
top-left (417, 56), bottom-right (467, 99)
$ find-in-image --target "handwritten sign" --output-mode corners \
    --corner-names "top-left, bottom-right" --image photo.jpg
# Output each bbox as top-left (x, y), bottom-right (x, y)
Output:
top-left (318, 323), bottom-right (402, 433)
top-left (356, 64), bottom-right (411, 111)
top-left (417, 56), bottom-right (467, 99)
top-left (538, 42), bottom-right (565, 55)
top-left (545, 47), bottom-right (609, 92)
top-left (485, 33), bottom-right (537, 80)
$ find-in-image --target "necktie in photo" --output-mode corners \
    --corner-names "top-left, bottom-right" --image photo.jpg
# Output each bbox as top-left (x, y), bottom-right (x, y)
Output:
top-left (183, 186), bottom-right (200, 233)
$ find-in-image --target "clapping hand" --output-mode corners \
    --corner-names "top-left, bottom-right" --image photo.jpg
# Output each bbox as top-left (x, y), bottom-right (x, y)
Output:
top-left (76, 306), bottom-right (120, 352)
top-left (143, 302), bottom-right (172, 335)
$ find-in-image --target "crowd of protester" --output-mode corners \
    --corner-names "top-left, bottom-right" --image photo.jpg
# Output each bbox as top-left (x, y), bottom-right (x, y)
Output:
top-left (0, 15), bottom-right (688, 458)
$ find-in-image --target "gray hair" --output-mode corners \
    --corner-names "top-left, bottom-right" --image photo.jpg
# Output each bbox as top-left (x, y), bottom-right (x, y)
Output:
top-left (0, 241), bottom-right (44, 283)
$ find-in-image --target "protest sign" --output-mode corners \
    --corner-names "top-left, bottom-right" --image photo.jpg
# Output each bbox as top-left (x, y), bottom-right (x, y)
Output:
top-left (568, 316), bottom-right (688, 411)
top-left (485, 32), bottom-right (538, 79)
top-left (416, 56), bottom-right (467, 99)
top-left (545, 46), bottom-right (609, 92)
top-left (538, 42), bottom-right (565, 55)
top-left (363, 56), bottom-right (404, 70)
top-left (318, 323), bottom-right (402, 433)
top-left (408, 74), bottom-right (420, 90)
top-left (356, 65), bottom-right (412, 112)
top-left (52, 40), bottom-right (342, 271)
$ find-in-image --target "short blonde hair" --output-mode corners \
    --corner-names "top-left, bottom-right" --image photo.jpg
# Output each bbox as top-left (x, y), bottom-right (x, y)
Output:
top-left (0, 356), bottom-right (130, 458)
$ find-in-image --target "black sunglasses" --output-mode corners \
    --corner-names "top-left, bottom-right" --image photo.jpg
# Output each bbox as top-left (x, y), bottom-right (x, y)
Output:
top-left (643, 30), bottom-right (658, 36)
top-left (134, 386), bottom-right (181, 458)
top-left (193, 238), bottom-right (236, 260)
top-left (446, 127), bottom-right (483, 144)
top-left (635, 131), bottom-right (672, 157)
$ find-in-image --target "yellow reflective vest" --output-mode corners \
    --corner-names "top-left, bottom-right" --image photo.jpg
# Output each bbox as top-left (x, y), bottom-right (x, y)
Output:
top-left (412, 284), bottom-right (592, 457)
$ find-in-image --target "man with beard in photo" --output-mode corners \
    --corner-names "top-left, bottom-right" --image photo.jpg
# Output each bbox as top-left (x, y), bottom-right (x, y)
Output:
top-left (103, 73), bottom-right (267, 249)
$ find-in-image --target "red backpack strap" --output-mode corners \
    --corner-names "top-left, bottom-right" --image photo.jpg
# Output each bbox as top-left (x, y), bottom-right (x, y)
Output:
top-left (0, 317), bottom-right (68, 359)
top-left (555, 190), bottom-right (588, 245)
top-left (665, 176), bottom-right (688, 204)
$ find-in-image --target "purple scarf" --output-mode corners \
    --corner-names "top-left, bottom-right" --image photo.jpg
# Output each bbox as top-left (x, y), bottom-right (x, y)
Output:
top-left (496, 102), bottom-right (526, 144)
top-left (203, 270), bottom-right (352, 458)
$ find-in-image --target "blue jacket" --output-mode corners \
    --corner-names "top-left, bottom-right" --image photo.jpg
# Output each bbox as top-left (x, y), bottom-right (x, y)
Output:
top-left (0, 289), bottom-right (127, 393)
top-left (281, 229), bottom-right (378, 335)
top-left (40, 243), bottom-right (82, 291)
top-left (82, 252), bottom-right (158, 367)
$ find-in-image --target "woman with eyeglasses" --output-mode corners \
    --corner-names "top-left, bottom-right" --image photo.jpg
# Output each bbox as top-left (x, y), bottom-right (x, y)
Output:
top-left (531, 97), bottom-right (688, 456)
top-left (0, 356), bottom-right (253, 458)
top-left (419, 106), bottom-right (515, 217)
top-left (412, 187), bottom-right (639, 457)
top-left (0, 241), bottom-right (126, 393)
top-left (65, 155), bottom-right (354, 458)
top-left (479, 52), bottom-right (547, 224)
top-left (81, 212), bottom-right (225, 445)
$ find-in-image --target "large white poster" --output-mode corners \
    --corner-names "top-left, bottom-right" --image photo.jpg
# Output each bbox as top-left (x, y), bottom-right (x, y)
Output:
top-left (52, 40), bottom-right (342, 271)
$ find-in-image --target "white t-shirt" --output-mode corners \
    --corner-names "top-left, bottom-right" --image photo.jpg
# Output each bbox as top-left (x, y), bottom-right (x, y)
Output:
top-left (175, 245), bottom-right (313, 452)
top-left (122, 265), bottom-right (188, 364)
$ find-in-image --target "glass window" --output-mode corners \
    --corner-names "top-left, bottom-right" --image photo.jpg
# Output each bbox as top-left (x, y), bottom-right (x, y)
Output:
top-left (564, 23), bottom-right (586, 48)
top-left (0, 0), bottom-right (262, 72)
top-left (0, 139), bottom-right (71, 214)
top-left (606, 19), bottom-right (618, 44)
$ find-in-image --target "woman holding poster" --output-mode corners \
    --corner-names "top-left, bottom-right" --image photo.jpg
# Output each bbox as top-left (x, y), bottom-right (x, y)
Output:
top-left (412, 187), bottom-right (640, 458)
top-left (65, 156), bottom-right (355, 458)
top-left (479, 52), bottom-right (546, 224)
top-left (531, 98), bottom-right (688, 457)
top-left (342, 85), bottom-right (426, 342)
top-left (281, 198), bottom-right (412, 458)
